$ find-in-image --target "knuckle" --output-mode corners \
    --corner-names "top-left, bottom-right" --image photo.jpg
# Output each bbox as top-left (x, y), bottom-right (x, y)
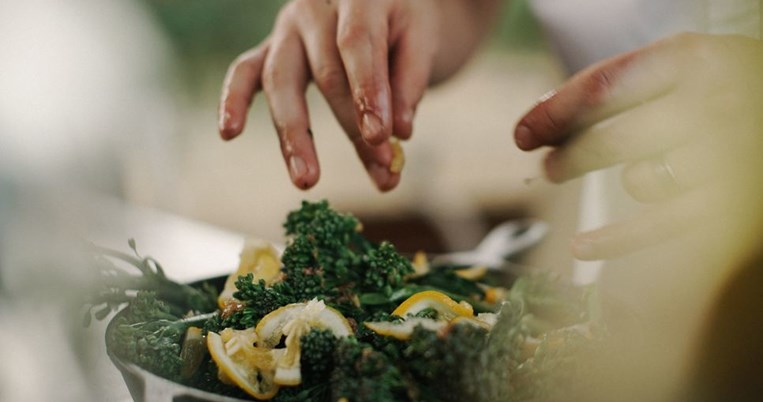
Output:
top-left (587, 68), bottom-right (616, 103)
top-left (352, 84), bottom-right (381, 114)
top-left (261, 63), bottom-right (280, 92)
top-left (313, 64), bottom-right (347, 93)
top-left (673, 32), bottom-right (715, 64)
top-left (276, 1), bottom-right (300, 24)
top-left (337, 22), bottom-right (369, 50)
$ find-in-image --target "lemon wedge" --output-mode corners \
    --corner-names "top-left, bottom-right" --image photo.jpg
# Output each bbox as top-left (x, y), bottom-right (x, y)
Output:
top-left (389, 138), bottom-right (405, 173)
top-left (207, 330), bottom-right (280, 400)
top-left (480, 285), bottom-right (507, 304)
top-left (454, 265), bottom-right (488, 281)
top-left (218, 239), bottom-right (282, 308)
top-left (392, 290), bottom-right (474, 320)
top-left (364, 318), bottom-right (447, 340)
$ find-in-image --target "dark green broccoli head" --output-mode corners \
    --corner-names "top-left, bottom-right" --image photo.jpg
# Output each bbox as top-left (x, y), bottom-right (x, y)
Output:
top-left (402, 324), bottom-right (489, 402)
top-left (284, 200), bottom-right (362, 249)
top-left (362, 241), bottom-right (414, 295)
top-left (107, 292), bottom-right (184, 381)
top-left (226, 275), bottom-right (299, 328)
top-left (299, 329), bottom-right (339, 386)
top-left (279, 200), bottom-right (412, 306)
top-left (331, 338), bottom-right (407, 402)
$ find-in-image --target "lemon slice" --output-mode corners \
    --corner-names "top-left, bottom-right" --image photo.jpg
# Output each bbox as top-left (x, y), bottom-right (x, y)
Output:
top-left (255, 300), bottom-right (353, 348)
top-left (392, 290), bottom-right (474, 320)
top-left (409, 251), bottom-right (430, 278)
top-left (450, 313), bottom-right (497, 331)
top-left (218, 239), bottom-right (282, 308)
top-left (255, 299), bottom-right (353, 386)
top-left (454, 265), bottom-right (488, 281)
top-left (364, 318), bottom-right (447, 340)
top-left (389, 138), bottom-right (405, 173)
top-left (207, 331), bottom-right (280, 400)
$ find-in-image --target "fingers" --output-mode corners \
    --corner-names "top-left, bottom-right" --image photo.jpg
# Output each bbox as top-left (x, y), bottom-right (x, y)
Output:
top-left (261, 30), bottom-right (320, 190)
top-left (571, 187), bottom-right (710, 260)
top-left (621, 137), bottom-right (723, 203)
top-left (389, 18), bottom-right (435, 139)
top-left (219, 41), bottom-right (270, 140)
top-left (294, 3), bottom-right (400, 191)
top-left (515, 37), bottom-right (685, 151)
top-left (336, 0), bottom-right (393, 145)
top-left (541, 94), bottom-right (701, 182)
top-left (352, 138), bottom-right (401, 192)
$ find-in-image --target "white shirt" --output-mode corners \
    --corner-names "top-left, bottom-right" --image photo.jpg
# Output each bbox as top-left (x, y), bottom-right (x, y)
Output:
top-left (531, 0), bottom-right (760, 73)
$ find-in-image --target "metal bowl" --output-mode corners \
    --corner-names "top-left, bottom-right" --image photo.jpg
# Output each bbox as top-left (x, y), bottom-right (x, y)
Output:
top-left (106, 275), bottom-right (255, 402)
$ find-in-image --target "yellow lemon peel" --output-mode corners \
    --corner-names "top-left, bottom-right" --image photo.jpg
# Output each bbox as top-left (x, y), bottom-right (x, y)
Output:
top-left (218, 239), bottom-right (282, 308)
top-left (392, 290), bottom-right (474, 320)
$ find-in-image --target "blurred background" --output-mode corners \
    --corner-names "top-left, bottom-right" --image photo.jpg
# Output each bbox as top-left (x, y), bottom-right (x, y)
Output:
top-left (0, 0), bottom-right (576, 251)
top-left (0, 1), bottom-right (580, 400)
top-left (0, 0), bottom-right (581, 265)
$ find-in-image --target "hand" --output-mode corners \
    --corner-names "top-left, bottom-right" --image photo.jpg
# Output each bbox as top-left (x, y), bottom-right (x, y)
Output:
top-left (218, 0), bottom-right (500, 191)
top-left (514, 33), bottom-right (763, 260)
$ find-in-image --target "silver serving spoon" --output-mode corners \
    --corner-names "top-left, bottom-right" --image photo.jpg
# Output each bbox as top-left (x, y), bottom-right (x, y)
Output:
top-left (432, 219), bottom-right (548, 269)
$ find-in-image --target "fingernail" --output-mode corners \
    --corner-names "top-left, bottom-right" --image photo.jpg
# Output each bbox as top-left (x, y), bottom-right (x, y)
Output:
top-left (289, 155), bottom-right (307, 182)
top-left (362, 113), bottom-right (384, 143)
top-left (515, 125), bottom-right (538, 150)
top-left (396, 109), bottom-right (414, 139)
top-left (218, 109), bottom-right (229, 129)
top-left (219, 111), bottom-right (239, 140)
top-left (368, 162), bottom-right (391, 189)
top-left (401, 109), bottom-right (413, 126)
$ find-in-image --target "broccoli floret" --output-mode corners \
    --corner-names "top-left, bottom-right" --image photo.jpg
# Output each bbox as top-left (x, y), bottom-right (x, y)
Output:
top-left (280, 235), bottom-right (335, 301)
top-left (284, 200), bottom-right (363, 248)
top-left (300, 329), bottom-right (339, 386)
top-left (281, 200), bottom-right (369, 279)
top-left (402, 324), bottom-right (489, 402)
top-left (278, 200), bottom-right (413, 315)
top-left (362, 241), bottom-right (414, 295)
top-left (272, 383), bottom-right (331, 402)
top-left (331, 338), bottom-right (408, 402)
top-left (107, 292), bottom-right (189, 381)
top-left (472, 301), bottom-right (528, 402)
top-left (227, 275), bottom-right (298, 327)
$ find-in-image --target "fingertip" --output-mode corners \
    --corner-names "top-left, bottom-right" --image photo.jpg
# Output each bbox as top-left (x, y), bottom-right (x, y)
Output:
top-left (367, 162), bottom-right (400, 192)
top-left (218, 107), bottom-right (243, 140)
top-left (392, 109), bottom-right (414, 140)
top-left (219, 125), bottom-right (242, 141)
top-left (570, 235), bottom-right (597, 261)
top-left (289, 155), bottom-right (321, 190)
top-left (378, 173), bottom-right (401, 192)
top-left (515, 124), bottom-right (540, 151)
top-left (361, 113), bottom-right (390, 145)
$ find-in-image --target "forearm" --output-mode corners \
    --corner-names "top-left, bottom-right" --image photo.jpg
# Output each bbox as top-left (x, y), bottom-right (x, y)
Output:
top-left (430, 0), bottom-right (505, 84)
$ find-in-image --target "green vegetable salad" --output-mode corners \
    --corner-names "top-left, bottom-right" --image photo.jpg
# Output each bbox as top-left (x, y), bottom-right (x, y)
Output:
top-left (87, 200), bottom-right (601, 402)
